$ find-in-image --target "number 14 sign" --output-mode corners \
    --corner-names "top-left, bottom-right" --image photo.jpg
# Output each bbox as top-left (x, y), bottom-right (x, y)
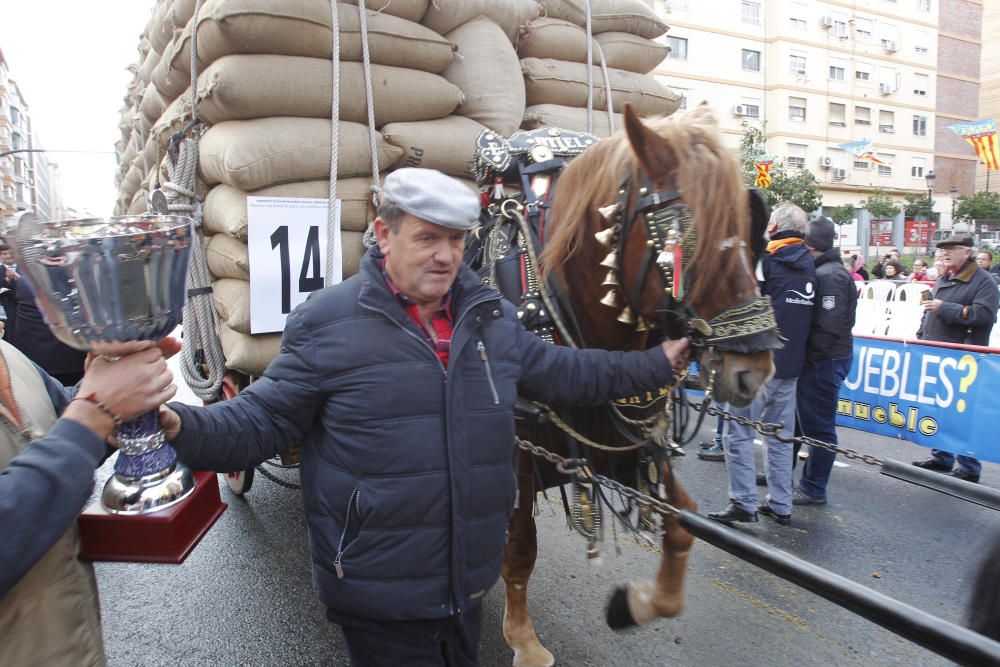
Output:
top-left (247, 196), bottom-right (342, 333)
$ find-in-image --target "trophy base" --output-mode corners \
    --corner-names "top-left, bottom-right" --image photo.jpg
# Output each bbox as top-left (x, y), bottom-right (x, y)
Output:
top-left (101, 458), bottom-right (196, 514)
top-left (78, 471), bottom-right (227, 563)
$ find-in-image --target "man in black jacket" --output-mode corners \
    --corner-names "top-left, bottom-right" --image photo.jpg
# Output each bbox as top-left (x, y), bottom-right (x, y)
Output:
top-left (708, 202), bottom-right (814, 525)
top-left (913, 233), bottom-right (998, 483)
top-left (159, 168), bottom-right (692, 666)
top-left (794, 217), bottom-right (858, 505)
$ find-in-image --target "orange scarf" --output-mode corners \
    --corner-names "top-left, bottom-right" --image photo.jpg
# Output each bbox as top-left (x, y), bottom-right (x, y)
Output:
top-left (766, 237), bottom-right (805, 254)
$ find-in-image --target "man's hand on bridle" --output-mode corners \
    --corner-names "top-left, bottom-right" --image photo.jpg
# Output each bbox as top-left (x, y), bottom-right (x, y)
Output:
top-left (661, 337), bottom-right (692, 373)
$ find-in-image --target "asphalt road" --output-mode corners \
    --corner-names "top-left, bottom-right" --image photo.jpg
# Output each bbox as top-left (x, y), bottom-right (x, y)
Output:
top-left (93, 406), bottom-right (998, 667)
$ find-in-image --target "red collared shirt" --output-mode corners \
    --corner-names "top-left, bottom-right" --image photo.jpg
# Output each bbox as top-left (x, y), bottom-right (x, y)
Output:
top-left (382, 262), bottom-right (454, 368)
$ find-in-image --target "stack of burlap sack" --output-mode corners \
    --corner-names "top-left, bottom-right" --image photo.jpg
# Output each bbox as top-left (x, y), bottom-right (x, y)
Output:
top-left (112, 0), bottom-right (678, 376)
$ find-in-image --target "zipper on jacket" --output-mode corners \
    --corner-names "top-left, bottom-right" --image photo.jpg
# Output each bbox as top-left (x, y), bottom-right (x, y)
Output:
top-left (334, 488), bottom-right (361, 579)
top-left (476, 340), bottom-right (500, 405)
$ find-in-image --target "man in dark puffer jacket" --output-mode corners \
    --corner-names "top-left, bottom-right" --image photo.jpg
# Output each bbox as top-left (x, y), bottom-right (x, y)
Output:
top-left (161, 168), bottom-right (690, 666)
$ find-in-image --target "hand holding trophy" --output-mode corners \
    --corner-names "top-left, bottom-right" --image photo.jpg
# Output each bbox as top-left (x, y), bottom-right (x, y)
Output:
top-left (10, 213), bottom-right (196, 515)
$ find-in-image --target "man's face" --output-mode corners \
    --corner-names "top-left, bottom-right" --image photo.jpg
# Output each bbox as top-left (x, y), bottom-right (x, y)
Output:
top-left (0, 249), bottom-right (14, 264)
top-left (890, 250), bottom-right (900, 261)
top-left (940, 246), bottom-right (971, 273)
top-left (977, 252), bottom-right (992, 270)
top-left (376, 214), bottom-right (465, 306)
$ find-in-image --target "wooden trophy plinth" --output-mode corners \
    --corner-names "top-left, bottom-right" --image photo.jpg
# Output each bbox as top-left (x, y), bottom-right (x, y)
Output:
top-left (77, 471), bottom-right (227, 564)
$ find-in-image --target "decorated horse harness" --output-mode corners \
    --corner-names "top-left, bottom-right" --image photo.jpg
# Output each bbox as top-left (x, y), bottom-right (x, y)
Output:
top-left (468, 127), bottom-right (781, 546)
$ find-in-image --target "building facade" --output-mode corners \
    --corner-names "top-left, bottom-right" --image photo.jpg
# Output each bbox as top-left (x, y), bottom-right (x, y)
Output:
top-left (976, 0), bottom-right (998, 194)
top-left (655, 0), bottom-right (981, 253)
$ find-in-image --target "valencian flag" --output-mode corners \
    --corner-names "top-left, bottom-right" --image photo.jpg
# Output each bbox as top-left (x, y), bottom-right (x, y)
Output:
top-left (838, 139), bottom-right (885, 165)
top-left (753, 156), bottom-right (774, 188)
top-left (949, 119), bottom-right (1000, 170)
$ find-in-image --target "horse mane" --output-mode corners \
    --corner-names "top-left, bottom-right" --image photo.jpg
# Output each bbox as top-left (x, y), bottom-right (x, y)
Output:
top-left (541, 106), bottom-right (751, 308)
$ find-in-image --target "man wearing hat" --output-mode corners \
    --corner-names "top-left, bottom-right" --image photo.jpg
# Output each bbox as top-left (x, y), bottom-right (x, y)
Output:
top-left (793, 216), bottom-right (857, 506)
top-left (158, 168), bottom-right (691, 665)
top-left (912, 233), bottom-right (998, 483)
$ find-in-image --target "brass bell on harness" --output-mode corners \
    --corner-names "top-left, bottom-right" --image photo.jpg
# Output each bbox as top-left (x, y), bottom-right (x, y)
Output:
top-left (600, 289), bottom-right (621, 309)
top-left (594, 227), bottom-right (616, 247)
top-left (601, 270), bottom-right (619, 288)
top-left (598, 202), bottom-right (622, 222)
top-left (599, 249), bottom-right (618, 269)
top-left (635, 316), bottom-right (651, 333)
top-left (616, 306), bottom-right (636, 325)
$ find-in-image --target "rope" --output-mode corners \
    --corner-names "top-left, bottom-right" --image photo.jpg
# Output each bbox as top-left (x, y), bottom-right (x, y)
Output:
top-left (358, 0), bottom-right (382, 249)
top-left (584, 0), bottom-right (594, 134)
top-left (164, 0), bottom-right (225, 401)
top-left (594, 41), bottom-right (616, 134)
top-left (326, 0), bottom-right (342, 286)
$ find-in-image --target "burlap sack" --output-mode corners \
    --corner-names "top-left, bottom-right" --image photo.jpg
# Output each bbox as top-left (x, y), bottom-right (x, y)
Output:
top-left (204, 178), bottom-right (377, 240)
top-left (146, 0), bottom-right (172, 53)
top-left (219, 324), bottom-right (281, 376)
top-left (136, 44), bottom-right (161, 84)
top-left (199, 118), bottom-right (404, 191)
top-left (423, 0), bottom-right (540, 42)
top-left (213, 278), bottom-right (251, 334)
top-left (521, 58), bottom-right (680, 116)
top-left (121, 162), bottom-right (143, 203)
top-left (443, 19), bottom-right (524, 137)
top-left (340, 0), bottom-right (428, 22)
top-left (153, 56), bottom-right (463, 142)
top-left (127, 189), bottom-right (149, 215)
top-left (595, 32), bottom-right (669, 73)
top-left (517, 18), bottom-right (589, 63)
top-left (152, 36), bottom-right (190, 102)
top-left (163, 0), bottom-right (456, 88)
top-left (535, 0), bottom-right (668, 39)
top-left (522, 104), bottom-right (622, 138)
top-left (207, 234), bottom-right (251, 280)
top-left (381, 116), bottom-right (486, 177)
top-left (140, 83), bottom-right (169, 125)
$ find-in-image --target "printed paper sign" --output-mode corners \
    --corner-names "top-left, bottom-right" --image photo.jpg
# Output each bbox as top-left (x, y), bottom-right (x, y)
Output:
top-left (247, 197), bottom-right (341, 333)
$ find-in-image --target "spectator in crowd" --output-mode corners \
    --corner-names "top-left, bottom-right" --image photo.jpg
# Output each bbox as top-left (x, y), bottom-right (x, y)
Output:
top-left (794, 216), bottom-right (858, 506)
top-left (910, 258), bottom-right (930, 282)
top-left (697, 409), bottom-right (726, 461)
top-left (870, 249), bottom-right (900, 279)
top-left (882, 260), bottom-right (906, 280)
top-left (843, 256), bottom-right (864, 282)
top-left (968, 532), bottom-right (1000, 641)
top-left (707, 202), bottom-right (815, 526)
top-left (1, 339), bottom-right (176, 667)
top-left (156, 168), bottom-right (692, 665)
top-left (852, 255), bottom-right (870, 281)
top-left (976, 250), bottom-right (1000, 284)
top-left (6, 279), bottom-right (87, 386)
top-left (913, 234), bottom-right (998, 483)
top-left (0, 243), bottom-right (17, 337)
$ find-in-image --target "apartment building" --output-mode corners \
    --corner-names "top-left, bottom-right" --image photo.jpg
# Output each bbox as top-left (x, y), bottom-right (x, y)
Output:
top-left (0, 47), bottom-right (64, 228)
top-left (655, 0), bottom-right (981, 249)
top-left (976, 0), bottom-right (998, 194)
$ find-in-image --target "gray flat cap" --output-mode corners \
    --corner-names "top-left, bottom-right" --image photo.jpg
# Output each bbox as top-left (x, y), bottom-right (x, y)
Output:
top-left (936, 232), bottom-right (974, 249)
top-left (382, 168), bottom-right (480, 230)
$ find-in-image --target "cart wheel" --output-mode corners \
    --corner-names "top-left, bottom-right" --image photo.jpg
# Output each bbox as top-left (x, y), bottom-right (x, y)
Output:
top-left (216, 373), bottom-right (254, 496)
top-left (225, 467), bottom-right (255, 495)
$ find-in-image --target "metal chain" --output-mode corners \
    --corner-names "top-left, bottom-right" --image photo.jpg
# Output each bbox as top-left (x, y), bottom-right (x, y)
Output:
top-left (689, 400), bottom-right (885, 467)
top-left (516, 438), bottom-right (679, 517)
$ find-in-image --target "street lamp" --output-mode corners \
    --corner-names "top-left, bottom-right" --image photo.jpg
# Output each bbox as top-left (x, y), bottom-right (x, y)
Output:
top-left (925, 170), bottom-right (936, 255)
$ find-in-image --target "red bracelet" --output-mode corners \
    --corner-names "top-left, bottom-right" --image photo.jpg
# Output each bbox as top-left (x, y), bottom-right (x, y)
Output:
top-left (71, 392), bottom-right (123, 429)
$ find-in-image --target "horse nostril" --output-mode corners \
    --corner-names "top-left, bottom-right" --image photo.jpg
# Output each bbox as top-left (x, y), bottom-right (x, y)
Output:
top-left (736, 370), bottom-right (753, 397)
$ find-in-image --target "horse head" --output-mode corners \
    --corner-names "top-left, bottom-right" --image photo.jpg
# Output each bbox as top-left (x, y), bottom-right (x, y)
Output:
top-left (542, 103), bottom-right (778, 407)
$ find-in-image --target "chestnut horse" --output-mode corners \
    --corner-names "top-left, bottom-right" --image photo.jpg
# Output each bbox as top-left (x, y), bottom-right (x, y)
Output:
top-left (499, 104), bottom-right (777, 667)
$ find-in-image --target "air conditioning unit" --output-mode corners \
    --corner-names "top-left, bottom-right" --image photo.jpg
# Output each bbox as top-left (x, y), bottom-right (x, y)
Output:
top-left (733, 104), bottom-right (750, 117)
top-left (879, 83), bottom-right (894, 95)
top-left (820, 16), bottom-right (834, 28)
top-left (884, 41), bottom-right (898, 53)
top-left (819, 156), bottom-right (834, 169)
top-left (833, 168), bottom-right (848, 180)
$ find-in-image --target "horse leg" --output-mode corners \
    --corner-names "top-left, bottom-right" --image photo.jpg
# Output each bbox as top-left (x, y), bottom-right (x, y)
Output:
top-left (606, 467), bottom-right (697, 628)
top-left (502, 464), bottom-right (555, 667)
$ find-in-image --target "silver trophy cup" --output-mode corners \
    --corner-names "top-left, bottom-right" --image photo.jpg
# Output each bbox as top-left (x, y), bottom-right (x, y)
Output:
top-left (10, 213), bottom-right (195, 514)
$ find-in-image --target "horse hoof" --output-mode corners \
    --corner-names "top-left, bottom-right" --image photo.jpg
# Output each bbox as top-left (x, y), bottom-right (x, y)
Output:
top-left (605, 586), bottom-right (637, 630)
